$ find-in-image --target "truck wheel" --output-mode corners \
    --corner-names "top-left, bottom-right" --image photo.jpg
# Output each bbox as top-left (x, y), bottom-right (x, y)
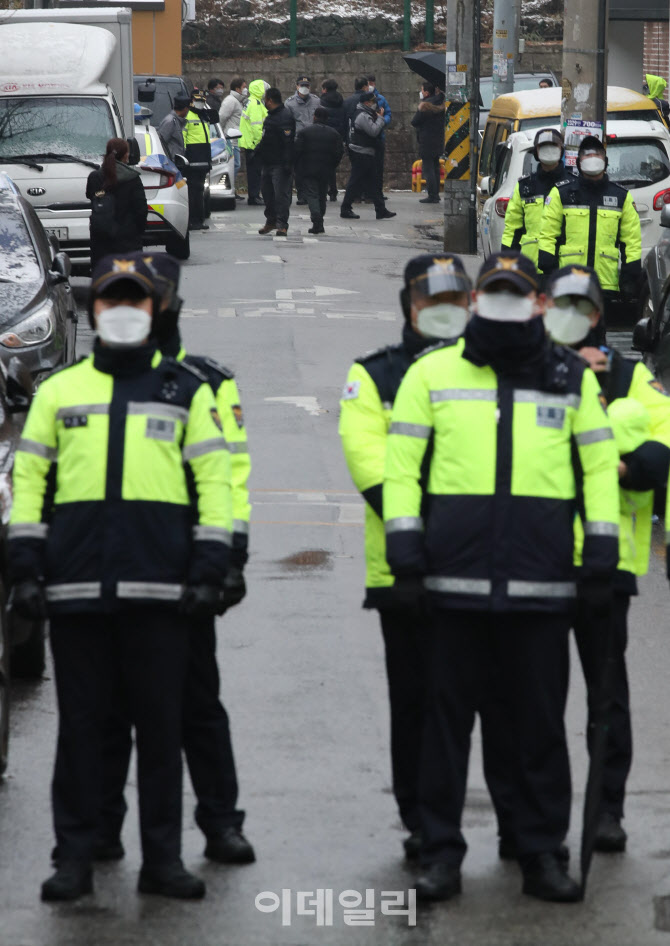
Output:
top-left (166, 231), bottom-right (190, 261)
top-left (0, 603), bottom-right (9, 776)
top-left (10, 620), bottom-right (45, 680)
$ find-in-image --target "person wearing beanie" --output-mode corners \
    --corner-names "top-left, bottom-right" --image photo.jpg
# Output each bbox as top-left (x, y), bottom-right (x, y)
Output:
top-left (293, 106), bottom-right (344, 234)
top-left (384, 250), bottom-right (620, 904)
top-left (339, 254), bottom-right (472, 862)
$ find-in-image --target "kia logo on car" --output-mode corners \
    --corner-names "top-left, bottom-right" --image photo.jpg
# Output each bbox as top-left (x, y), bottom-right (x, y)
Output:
top-left (27, 187), bottom-right (46, 196)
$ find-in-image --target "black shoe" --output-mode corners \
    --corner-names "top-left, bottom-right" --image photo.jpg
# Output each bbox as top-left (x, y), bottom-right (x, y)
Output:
top-left (415, 863), bottom-right (462, 902)
top-left (403, 829), bottom-right (422, 861)
top-left (419, 196), bottom-right (440, 204)
top-left (499, 837), bottom-right (569, 864)
top-left (205, 826), bottom-right (256, 864)
top-left (235, 194), bottom-right (245, 201)
top-left (247, 197), bottom-right (264, 206)
top-left (308, 224), bottom-right (325, 234)
top-left (340, 209), bottom-right (360, 219)
top-left (594, 813), bottom-right (627, 853)
top-left (329, 194), bottom-right (338, 202)
top-left (376, 209), bottom-right (396, 220)
top-left (522, 852), bottom-right (581, 903)
top-left (138, 860), bottom-right (206, 900)
top-left (41, 861), bottom-right (93, 902)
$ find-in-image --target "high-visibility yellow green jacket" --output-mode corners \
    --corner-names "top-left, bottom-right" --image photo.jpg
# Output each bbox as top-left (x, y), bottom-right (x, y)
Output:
top-left (575, 357), bottom-right (670, 589)
top-left (538, 174), bottom-right (642, 293)
top-left (177, 349), bottom-right (251, 567)
top-left (183, 107), bottom-right (212, 168)
top-left (8, 346), bottom-right (232, 613)
top-left (501, 164), bottom-right (565, 266)
top-left (239, 79), bottom-right (268, 151)
top-left (339, 342), bottom-right (418, 607)
top-left (383, 335), bottom-right (620, 613)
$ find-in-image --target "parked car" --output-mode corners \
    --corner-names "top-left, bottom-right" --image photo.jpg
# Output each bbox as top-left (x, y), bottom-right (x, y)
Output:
top-left (0, 175), bottom-right (76, 384)
top-left (207, 121), bottom-right (241, 213)
top-left (480, 120), bottom-right (670, 270)
top-left (134, 74), bottom-right (193, 127)
top-left (478, 72), bottom-right (558, 133)
top-left (135, 119), bottom-right (190, 260)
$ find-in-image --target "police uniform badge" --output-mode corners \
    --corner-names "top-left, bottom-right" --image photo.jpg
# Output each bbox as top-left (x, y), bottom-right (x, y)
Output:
top-left (232, 404), bottom-right (244, 429)
top-left (210, 407), bottom-right (223, 432)
top-left (342, 380), bottom-right (360, 401)
top-left (648, 379), bottom-right (669, 396)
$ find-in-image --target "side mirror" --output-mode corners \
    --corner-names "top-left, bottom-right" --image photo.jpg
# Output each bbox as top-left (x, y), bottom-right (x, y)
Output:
top-left (173, 153), bottom-right (189, 169)
top-left (632, 316), bottom-right (657, 353)
top-left (127, 137), bottom-right (141, 166)
top-left (226, 127), bottom-right (242, 140)
top-left (661, 204), bottom-right (670, 229)
top-left (47, 251), bottom-right (71, 285)
top-left (480, 175), bottom-right (491, 197)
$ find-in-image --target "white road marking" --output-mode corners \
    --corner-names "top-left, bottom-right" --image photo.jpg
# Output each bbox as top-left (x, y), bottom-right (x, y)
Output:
top-left (234, 255), bottom-right (283, 265)
top-left (265, 396), bottom-right (326, 415)
top-left (217, 307), bottom-right (237, 317)
top-left (338, 503), bottom-right (365, 524)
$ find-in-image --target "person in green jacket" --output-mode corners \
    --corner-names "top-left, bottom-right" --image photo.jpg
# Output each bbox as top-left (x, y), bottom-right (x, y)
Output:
top-left (240, 78), bottom-right (268, 205)
top-left (339, 254), bottom-right (472, 862)
top-left (644, 73), bottom-right (670, 126)
top-left (545, 264), bottom-right (670, 856)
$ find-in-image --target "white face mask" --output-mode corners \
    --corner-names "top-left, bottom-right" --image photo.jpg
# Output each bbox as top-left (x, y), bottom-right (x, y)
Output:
top-left (476, 290), bottom-right (535, 322)
top-left (419, 91), bottom-right (425, 100)
top-left (416, 303), bottom-right (469, 339)
top-left (580, 155), bottom-right (606, 176)
top-left (96, 305), bottom-right (151, 348)
top-left (298, 86), bottom-right (310, 96)
top-left (538, 144), bottom-right (561, 164)
top-left (368, 84), bottom-right (375, 92)
top-left (544, 305), bottom-right (593, 346)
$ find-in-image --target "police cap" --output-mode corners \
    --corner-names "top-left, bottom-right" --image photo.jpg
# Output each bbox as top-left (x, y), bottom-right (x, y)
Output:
top-left (91, 253), bottom-right (157, 297)
top-left (578, 134), bottom-right (606, 156)
top-left (533, 127), bottom-right (564, 153)
top-left (546, 265), bottom-right (603, 313)
top-left (404, 254), bottom-right (471, 297)
top-left (476, 250), bottom-right (539, 293)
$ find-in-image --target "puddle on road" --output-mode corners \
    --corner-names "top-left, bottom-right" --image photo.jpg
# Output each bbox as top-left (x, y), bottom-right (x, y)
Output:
top-left (278, 549), bottom-right (333, 571)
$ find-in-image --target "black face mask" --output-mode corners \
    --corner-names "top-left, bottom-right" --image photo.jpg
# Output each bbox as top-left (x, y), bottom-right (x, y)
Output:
top-left (465, 315), bottom-right (546, 373)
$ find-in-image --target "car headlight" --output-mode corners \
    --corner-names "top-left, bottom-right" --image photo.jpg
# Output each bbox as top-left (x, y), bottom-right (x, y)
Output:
top-left (0, 306), bottom-right (53, 348)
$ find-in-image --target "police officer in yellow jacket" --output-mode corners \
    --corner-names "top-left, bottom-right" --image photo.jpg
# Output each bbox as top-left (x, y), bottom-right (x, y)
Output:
top-left (501, 127), bottom-right (565, 266)
top-left (183, 89), bottom-right (216, 230)
top-left (10, 255), bottom-right (232, 902)
top-left (545, 265), bottom-right (670, 855)
top-left (538, 135), bottom-right (642, 329)
top-left (94, 253), bottom-right (255, 866)
top-left (384, 251), bottom-right (620, 903)
top-left (339, 254), bottom-right (472, 861)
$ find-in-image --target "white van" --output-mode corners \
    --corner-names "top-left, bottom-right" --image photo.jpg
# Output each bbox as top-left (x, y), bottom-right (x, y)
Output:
top-left (0, 9), bottom-right (134, 263)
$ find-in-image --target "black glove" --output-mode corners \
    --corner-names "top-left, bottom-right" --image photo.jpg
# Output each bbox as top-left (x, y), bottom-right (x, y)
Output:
top-left (577, 575), bottom-right (614, 619)
top-left (392, 575), bottom-right (425, 609)
top-left (219, 566), bottom-right (246, 613)
top-left (179, 584), bottom-right (223, 619)
top-left (11, 579), bottom-right (48, 620)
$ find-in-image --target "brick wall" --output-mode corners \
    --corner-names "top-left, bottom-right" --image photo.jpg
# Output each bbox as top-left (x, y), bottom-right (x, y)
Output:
top-left (644, 21), bottom-right (670, 95)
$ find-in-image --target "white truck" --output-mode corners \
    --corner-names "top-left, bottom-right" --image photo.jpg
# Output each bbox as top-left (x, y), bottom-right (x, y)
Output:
top-left (0, 7), bottom-right (135, 263)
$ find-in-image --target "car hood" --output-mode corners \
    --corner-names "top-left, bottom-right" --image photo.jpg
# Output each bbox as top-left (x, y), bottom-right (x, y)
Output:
top-left (0, 278), bottom-right (48, 326)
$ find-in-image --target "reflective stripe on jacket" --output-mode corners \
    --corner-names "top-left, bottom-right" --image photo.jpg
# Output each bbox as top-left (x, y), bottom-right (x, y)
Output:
top-left (9, 351), bottom-right (232, 612)
top-left (383, 337), bottom-right (620, 613)
top-left (501, 165), bottom-right (564, 266)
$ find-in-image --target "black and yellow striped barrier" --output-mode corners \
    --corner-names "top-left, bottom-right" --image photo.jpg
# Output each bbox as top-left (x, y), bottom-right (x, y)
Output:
top-left (443, 101), bottom-right (471, 180)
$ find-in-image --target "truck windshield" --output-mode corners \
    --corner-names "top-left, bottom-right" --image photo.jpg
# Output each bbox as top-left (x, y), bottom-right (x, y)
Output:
top-left (0, 97), bottom-right (115, 162)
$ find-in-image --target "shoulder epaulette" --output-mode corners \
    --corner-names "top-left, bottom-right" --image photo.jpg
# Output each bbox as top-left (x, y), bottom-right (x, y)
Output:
top-left (163, 356), bottom-right (208, 384)
top-left (195, 355), bottom-right (235, 380)
top-left (414, 338), bottom-right (460, 361)
top-left (355, 343), bottom-right (403, 366)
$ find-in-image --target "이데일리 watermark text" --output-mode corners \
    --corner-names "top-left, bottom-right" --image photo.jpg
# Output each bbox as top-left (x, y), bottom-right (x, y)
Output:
top-left (255, 888), bottom-right (416, 927)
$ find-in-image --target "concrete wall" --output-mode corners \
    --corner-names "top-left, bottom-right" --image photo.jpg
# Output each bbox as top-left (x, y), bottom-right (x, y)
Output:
top-left (609, 21), bottom-right (645, 93)
top-left (184, 44), bottom-right (563, 189)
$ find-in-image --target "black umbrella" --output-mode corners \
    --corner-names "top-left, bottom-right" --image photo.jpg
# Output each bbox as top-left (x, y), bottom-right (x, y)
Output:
top-left (402, 51), bottom-right (446, 90)
top-left (579, 604), bottom-right (616, 899)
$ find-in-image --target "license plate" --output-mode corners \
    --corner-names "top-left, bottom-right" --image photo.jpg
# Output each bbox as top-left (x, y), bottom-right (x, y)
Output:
top-left (44, 227), bottom-right (68, 241)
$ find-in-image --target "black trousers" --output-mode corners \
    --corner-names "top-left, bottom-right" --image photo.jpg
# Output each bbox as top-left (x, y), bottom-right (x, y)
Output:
top-left (50, 609), bottom-right (188, 865)
top-left (261, 166), bottom-right (292, 230)
top-left (379, 607), bottom-right (429, 832)
top-left (100, 617), bottom-right (244, 842)
top-left (244, 148), bottom-right (263, 201)
top-left (185, 166), bottom-right (208, 228)
top-left (418, 609), bottom-right (571, 868)
top-left (303, 176), bottom-right (328, 225)
top-left (293, 166), bottom-right (305, 202)
top-left (375, 139), bottom-right (386, 196)
top-left (328, 167), bottom-right (338, 199)
top-left (342, 152), bottom-right (384, 214)
top-left (574, 592), bottom-right (632, 820)
top-left (421, 152), bottom-right (441, 199)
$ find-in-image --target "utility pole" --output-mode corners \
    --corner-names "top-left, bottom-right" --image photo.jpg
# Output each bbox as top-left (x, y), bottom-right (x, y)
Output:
top-left (492, 0), bottom-right (519, 99)
top-left (443, 0), bottom-right (480, 253)
top-left (561, 0), bottom-right (609, 170)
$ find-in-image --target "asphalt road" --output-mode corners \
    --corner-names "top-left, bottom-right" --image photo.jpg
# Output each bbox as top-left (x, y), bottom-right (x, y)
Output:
top-left (2, 194), bottom-right (670, 945)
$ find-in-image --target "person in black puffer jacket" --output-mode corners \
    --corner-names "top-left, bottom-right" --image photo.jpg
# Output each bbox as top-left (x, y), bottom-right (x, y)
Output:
top-left (256, 88), bottom-right (296, 236)
top-left (85, 137), bottom-right (148, 268)
top-left (411, 82), bottom-right (446, 204)
top-left (320, 79), bottom-right (346, 201)
top-left (294, 107), bottom-right (344, 234)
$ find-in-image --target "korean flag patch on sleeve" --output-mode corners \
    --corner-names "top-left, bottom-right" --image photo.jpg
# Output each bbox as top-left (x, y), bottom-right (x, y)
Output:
top-left (342, 379), bottom-right (361, 401)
